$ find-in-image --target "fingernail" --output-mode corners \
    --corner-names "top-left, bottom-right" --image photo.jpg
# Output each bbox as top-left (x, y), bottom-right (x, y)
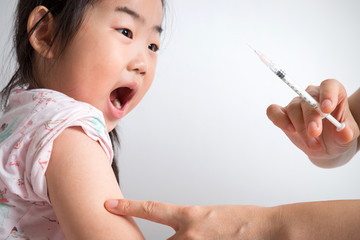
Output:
top-left (321, 99), bottom-right (332, 111)
top-left (105, 200), bottom-right (119, 209)
top-left (307, 137), bottom-right (320, 149)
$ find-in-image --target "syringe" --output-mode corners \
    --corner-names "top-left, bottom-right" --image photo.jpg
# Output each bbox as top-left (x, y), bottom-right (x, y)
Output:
top-left (251, 47), bottom-right (345, 132)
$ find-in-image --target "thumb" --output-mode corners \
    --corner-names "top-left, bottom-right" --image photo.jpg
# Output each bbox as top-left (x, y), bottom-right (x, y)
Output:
top-left (105, 199), bottom-right (180, 229)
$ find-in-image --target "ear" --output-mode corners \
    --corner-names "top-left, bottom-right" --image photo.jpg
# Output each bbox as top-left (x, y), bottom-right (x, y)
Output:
top-left (27, 6), bottom-right (56, 59)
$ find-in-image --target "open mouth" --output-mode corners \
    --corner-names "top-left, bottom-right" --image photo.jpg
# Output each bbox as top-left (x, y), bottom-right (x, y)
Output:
top-left (110, 87), bottom-right (134, 110)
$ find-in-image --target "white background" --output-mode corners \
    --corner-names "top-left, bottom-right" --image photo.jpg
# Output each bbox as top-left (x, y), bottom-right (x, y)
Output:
top-left (1, 0), bottom-right (360, 239)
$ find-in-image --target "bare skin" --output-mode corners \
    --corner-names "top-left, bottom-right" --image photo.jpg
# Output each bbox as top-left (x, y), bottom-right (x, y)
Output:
top-left (105, 199), bottom-right (360, 240)
top-left (28, 0), bottom-right (163, 238)
top-left (106, 80), bottom-right (360, 239)
top-left (267, 80), bottom-right (359, 168)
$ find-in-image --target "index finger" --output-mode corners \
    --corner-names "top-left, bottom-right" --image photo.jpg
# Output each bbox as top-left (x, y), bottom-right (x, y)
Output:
top-left (105, 199), bottom-right (180, 229)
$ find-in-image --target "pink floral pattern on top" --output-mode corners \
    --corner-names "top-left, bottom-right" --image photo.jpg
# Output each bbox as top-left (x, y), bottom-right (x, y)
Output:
top-left (0, 89), bottom-right (113, 239)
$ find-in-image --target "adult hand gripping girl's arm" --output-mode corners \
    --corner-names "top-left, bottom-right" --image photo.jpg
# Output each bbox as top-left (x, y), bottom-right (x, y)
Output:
top-left (105, 199), bottom-right (360, 240)
top-left (105, 80), bottom-right (360, 240)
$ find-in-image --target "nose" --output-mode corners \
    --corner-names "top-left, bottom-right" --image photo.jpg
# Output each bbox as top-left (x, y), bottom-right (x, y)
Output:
top-left (127, 47), bottom-right (148, 76)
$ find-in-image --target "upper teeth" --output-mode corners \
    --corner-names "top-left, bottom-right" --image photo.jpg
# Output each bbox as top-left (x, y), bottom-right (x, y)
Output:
top-left (113, 99), bottom-right (122, 109)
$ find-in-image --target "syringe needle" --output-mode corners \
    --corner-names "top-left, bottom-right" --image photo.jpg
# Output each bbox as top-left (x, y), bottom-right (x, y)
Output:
top-left (251, 47), bottom-right (345, 132)
top-left (249, 46), bottom-right (273, 68)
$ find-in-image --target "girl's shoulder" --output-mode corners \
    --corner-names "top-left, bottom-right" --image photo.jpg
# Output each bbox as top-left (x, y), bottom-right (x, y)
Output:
top-left (2, 89), bottom-right (112, 160)
top-left (6, 88), bottom-right (105, 127)
top-left (9, 88), bottom-right (99, 112)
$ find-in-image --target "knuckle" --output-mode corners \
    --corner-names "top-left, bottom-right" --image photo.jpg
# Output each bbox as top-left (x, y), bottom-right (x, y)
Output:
top-left (286, 99), bottom-right (301, 113)
top-left (143, 201), bottom-right (157, 215)
top-left (322, 78), bottom-right (337, 85)
top-left (178, 206), bottom-right (213, 240)
top-left (121, 200), bottom-right (131, 213)
top-left (305, 85), bottom-right (317, 91)
top-left (321, 79), bottom-right (346, 95)
top-left (305, 86), bottom-right (320, 99)
top-left (181, 205), bottom-right (202, 219)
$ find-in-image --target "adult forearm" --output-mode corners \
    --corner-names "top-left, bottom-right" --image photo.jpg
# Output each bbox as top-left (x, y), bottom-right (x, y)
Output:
top-left (276, 200), bottom-right (360, 240)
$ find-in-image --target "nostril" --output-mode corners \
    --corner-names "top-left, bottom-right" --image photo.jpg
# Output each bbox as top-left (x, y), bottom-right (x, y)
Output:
top-left (132, 67), bottom-right (146, 76)
top-left (128, 56), bottom-right (147, 75)
top-left (134, 65), bottom-right (146, 75)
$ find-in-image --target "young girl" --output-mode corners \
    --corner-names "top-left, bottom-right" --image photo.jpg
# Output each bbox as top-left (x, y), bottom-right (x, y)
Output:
top-left (0, 0), bottom-right (164, 239)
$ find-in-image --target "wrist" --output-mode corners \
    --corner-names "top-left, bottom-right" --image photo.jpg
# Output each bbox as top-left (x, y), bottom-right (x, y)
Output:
top-left (240, 206), bottom-right (288, 240)
top-left (266, 205), bottom-right (289, 240)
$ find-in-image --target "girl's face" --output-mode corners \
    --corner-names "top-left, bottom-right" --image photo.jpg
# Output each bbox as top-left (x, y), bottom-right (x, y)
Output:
top-left (41, 0), bottom-right (163, 131)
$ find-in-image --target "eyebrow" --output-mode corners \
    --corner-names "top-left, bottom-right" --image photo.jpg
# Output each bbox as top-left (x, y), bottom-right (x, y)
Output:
top-left (115, 6), bottom-right (163, 34)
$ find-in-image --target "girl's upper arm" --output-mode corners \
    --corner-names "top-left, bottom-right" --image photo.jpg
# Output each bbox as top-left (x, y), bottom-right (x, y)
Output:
top-left (46, 127), bottom-right (144, 240)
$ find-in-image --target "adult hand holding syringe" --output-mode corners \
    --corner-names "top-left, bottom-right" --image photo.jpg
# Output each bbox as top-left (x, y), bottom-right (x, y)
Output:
top-left (252, 48), bottom-right (360, 168)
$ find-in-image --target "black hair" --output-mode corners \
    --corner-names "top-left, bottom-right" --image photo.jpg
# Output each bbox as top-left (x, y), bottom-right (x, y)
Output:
top-left (1, 0), bottom-right (164, 182)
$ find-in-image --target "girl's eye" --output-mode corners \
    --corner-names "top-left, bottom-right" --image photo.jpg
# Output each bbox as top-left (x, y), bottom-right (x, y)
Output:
top-left (148, 43), bottom-right (159, 53)
top-left (117, 28), bottom-right (133, 39)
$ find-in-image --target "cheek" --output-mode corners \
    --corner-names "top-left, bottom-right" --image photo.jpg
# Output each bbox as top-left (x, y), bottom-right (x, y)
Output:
top-left (75, 48), bottom-right (123, 85)
top-left (70, 31), bottom-right (121, 73)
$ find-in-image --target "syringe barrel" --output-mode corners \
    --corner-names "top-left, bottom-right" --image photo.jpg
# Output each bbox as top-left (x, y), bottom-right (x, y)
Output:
top-left (270, 67), bottom-right (345, 131)
top-left (270, 67), bottom-right (318, 108)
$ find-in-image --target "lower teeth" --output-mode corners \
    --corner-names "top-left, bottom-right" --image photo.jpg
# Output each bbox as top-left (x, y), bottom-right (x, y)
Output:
top-left (113, 99), bottom-right (122, 109)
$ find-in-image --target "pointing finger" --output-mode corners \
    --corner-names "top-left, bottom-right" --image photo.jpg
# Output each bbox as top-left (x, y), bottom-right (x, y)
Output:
top-left (105, 199), bottom-right (180, 230)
